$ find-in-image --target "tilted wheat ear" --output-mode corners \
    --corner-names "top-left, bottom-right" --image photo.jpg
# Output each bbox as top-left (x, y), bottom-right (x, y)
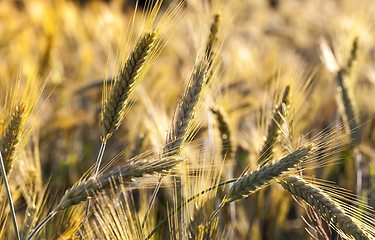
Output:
top-left (223, 145), bottom-right (312, 204)
top-left (278, 175), bottom-right (373, 240)
top-left (59, 156), bottom-right (183, 210)
top-left (204, 145), bottom-right (312, 225)
top-left (26, 156), bottom-right (183, 240)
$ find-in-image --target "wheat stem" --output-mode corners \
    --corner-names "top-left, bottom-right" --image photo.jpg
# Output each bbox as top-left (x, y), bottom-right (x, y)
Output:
top-left (26, 207), bottom-right (59, 240)
top-left (0, 151), bottom-right (20, 240)
top-left (80, 141), bottom-right (107, 239)
top-left (141, 179), bottom-right (161, 231)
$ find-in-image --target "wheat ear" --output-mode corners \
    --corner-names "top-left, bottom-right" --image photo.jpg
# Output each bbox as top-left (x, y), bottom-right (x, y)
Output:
top-left (205, 145), bottom-right (312, 226)
top-left (26, 156), bottom-right (182, 240)
top-left (259, 85), bottom-right (290, 166)
top-left (248, 85), bottom-right (291, 236)
top-left (205, 14), bottom-right (220, 67)
top-left (163, 61), bottom-right (209, 157)
top-left (188, 204), bottom-right (206, 240)
top-left (1, 102), bottom-right (26, 180)
top-left (210, 105), bottom-right (236, 229)
top-left (337, 37), bottom-right (360, 144)
top-left (278, 175), bottom-right (371, 240)
top-left (144, 11), bottom-right (220, 232)
top-left (100, 31), bottom-right (157, 142)
top-left (223, 145), bottom-right (311, 204)
top-left (59, 157), bottom-right (182, 210)
top-left (336, 37), bottom-right (362, 199)
top-left (20, 207), bottom-right (36, 239)
top-left (84, 30), bottom-right (158, 237)
top-left (0, 102), bottom-right (27, 239)
top-left (210, 106), bottom-right (233, 161)
top-left (141, 61), bottom-right (209, 230)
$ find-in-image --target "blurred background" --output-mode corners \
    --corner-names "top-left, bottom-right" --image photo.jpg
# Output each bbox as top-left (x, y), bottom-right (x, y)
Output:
top-left (1, 0), bottom-right (375, 239)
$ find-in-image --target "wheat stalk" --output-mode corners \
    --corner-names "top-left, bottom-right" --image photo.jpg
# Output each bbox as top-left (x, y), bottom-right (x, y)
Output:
top-left (0, 151), bottom-right (20, 240)
top-left (278, 175), bottom-right (372, 240)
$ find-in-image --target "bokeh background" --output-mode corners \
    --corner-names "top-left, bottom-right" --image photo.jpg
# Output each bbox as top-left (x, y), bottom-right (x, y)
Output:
top-left (1, 0), bottom-right (375, 239)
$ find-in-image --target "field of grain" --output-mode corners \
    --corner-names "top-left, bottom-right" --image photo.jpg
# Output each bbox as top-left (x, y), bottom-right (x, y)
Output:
top-left (1, 0), bottom-right (375, 239)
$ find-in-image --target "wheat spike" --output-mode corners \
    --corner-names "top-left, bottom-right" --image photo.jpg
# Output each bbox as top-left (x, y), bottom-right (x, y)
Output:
top-left (163, 61), bottom-right (209, 157)
top-left (188, 204), bottom-right (206, 240)
top-left (259, 85), bottom-right (290, 166)
top-left (210, 106), bottom-right (233, 161)
top-left (278, 175), bottom-right (372, 240)
top-left (101, 31), bottom-right (157, 142)
top-left (58, 156), bottom-right (182, 210)
top-left (205, 14), bottom-right (220, 67)
top-left (337, 37), bottom-right (360, 144)
top-left (223, 145), bottom-right (312, 204)
top-left (1, 102), bottom-right (26, 178)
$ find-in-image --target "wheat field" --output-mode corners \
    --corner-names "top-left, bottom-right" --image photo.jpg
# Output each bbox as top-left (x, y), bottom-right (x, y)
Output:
top-left (1, 0), bottom-right (375, 239)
